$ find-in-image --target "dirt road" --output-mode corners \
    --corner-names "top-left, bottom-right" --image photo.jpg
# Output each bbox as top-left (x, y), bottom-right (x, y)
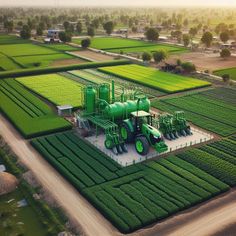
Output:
top-left (0, 115), bottom-right (120, 236)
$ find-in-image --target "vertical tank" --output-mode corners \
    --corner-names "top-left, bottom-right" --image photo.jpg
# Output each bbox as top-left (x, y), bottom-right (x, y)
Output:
top-left (84, 85), bottom-right (96, 114)
top-left (99, 84), bottom-right (110, 103)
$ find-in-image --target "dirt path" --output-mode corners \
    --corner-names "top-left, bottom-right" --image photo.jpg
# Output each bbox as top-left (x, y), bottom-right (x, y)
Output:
top-left (0, 115), bottom-right (120, 236)
top-left (71, 50), bottom-right (115, 62)
top-left (171, 52), bottom-right (236, 72)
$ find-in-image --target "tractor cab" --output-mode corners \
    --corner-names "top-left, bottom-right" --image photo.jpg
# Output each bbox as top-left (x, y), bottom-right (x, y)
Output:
top-left (120, 110), bottom-right (168, 155)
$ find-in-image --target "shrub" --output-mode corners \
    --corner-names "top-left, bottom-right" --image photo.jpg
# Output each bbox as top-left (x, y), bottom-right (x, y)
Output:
top-left (152, 50), bottom-right (168, 64)
top-left (81, 38), bottom-right (91, 48)
top-left (220, 48), bottom-right (231, 59)
top-left (181, 62), bottom-right (196, 73)
top-left (142, 52), bottom-right (152, 62)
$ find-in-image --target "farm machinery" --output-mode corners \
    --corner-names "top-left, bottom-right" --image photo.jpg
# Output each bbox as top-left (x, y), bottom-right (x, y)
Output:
top-left (76, 81), bottom-right (191, 156)
top-left (159, 112), bottom-right (192, 140)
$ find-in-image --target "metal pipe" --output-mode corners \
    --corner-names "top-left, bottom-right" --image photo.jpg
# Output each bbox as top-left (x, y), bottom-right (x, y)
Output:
top-left (112, 80), bottom-right (115, 103)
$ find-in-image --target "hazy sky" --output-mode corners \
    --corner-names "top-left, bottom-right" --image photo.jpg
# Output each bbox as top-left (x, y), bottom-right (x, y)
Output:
top-left (1, 0), bottom-right (236, 7)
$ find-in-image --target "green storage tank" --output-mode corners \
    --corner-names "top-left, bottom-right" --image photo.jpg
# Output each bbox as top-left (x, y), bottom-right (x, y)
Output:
top-left (99, 84), bottom-right (110, 103)
top-left (104, 97), bottom-right (150, 120)
top-left (85, 85), bottom-right (96, 114)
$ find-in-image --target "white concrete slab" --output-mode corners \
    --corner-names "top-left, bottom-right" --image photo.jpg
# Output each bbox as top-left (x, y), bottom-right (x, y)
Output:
top-left (86, 127), bottom-right (214, 167)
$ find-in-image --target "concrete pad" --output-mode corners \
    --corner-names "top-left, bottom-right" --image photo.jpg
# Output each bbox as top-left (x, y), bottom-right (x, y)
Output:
top-left (85, 126), bottom-right (214, 167)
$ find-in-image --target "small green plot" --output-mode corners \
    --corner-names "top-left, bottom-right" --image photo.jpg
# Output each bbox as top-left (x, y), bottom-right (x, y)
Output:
top-left (13, 53), bottom-right (75, 68)
top-left (0, 43), bottom-right (58, 57)
top-left (16, 73), bottom-right (84, 108)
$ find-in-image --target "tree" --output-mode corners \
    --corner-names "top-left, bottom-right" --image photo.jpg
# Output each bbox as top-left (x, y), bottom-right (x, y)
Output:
top-left (221, 74), bottom-right (230, 83)
top-left (87, 26), bottom-right (95, 37)
top-left (176, 58), bottom-right (182, 66)
top-left (220, 32), bottom-right (229, 43)
top-left (36, 26), bottom-right (43, 36)
top-left (63, 21), bottom-right (70, 31)
top-left (189, 27), bottom-right (198, 37)
top-left (81, 38), bottom-right (91, 48)
top-left (103, 21), bottom-right (114, 35)
top-left (4, 20), bottom-right (13, 33)
top-left (181, 62), bottom-right (196, 73)
top-left (220, 48), bottom-right (231, 59)
top-left (58, 31), bottom-right (71, 42)
top-left (182, 34), bottom-right (190, 47)
top-left (20, 25), bottom-right (31, 39)
top-left (17, 21), bottom-right (23, 27)
top-left (142, 52), bottom-right (152, 62)
top-left (76, 21), bottom-right (83, 34)
top-left (171, 30), bottom-right (182, 42)
top-left (92, 19), bottom-right (100, 29)
top-left (153, 50), bottom-right (168, 64)
top-left (201, 31), bottom-right (213, 48)
top-left (145, 28), bottom-right (159, 41)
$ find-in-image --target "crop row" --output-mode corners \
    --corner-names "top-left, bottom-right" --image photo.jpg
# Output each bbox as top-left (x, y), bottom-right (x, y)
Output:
top-left (200, 145), bottom-right (236, 165)
top-left (83, 152), bottom-right (229, 233)
top-left (163, 95), bottom-right (236, 128)
top-left (177, 149), bottom-right (236, 186)
top-left (208, 139), bottom-right (236, 158)
top-left (31, 132), bottom-right (122, 189)
top-left (152, 88), bottom-right (236, 136)
top-left (0, 79), bottom-right (71, 138)
top-left (99, 64), bottom-right (210, 93)
top-left (200, 87), bottom-right (236, 106)
top-left (32, 130), bottom-right (234, 233)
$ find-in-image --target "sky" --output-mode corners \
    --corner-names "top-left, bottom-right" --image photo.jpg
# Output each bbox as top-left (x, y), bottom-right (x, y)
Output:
top-left (1, 0), bottom-right (236, 7)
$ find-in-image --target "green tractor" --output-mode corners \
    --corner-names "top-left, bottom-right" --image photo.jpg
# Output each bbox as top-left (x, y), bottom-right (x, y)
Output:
top-left (120, 110), bottom-right (168, 155)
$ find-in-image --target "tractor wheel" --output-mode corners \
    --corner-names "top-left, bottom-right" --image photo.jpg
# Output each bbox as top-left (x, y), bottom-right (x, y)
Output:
top-left (120, 123), bottom-right (134, 143)
top-left (105, 139), bottom-right (113, 149)
top-left (135, 136), bottom-right (149, 156)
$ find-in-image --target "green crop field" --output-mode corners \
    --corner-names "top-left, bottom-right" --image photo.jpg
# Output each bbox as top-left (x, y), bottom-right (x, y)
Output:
top-left (0, 53), bottom-right (21, 71)
top-left (0, 79), bottom-right (71, 138)
top-left (107, 44), bottom-right (188, 54)
top-left (16, 74), bottom-right (84, 108)
top-left (214, 67), bottom-right (236, 81)
top-left (14, 53), bottom-right (76, 68)
top-left (42, 43), bottom-right (78, 51)
top-left (0, 34), bottom-right (30, 45)
top-left (99, 64), bottom-right (210, 93)
top-left (73, 37), bottom-right (153, 50)
top-left (72, 37), bottom-right (187, 54)
top-left (152, 88), bottom-right (236, 136)
top-left (31, 131), bottom-right (236, 233)
top-left (0, 43), bottom-right (59, 57)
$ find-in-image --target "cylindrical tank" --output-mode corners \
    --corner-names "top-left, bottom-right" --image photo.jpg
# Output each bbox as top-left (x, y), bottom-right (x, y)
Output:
top-left (104, 97), bottom-right (150, 120)
top-left (84, 85), bottom-right (96, 113)
top-left (99, 84), bottom-right (110, 103)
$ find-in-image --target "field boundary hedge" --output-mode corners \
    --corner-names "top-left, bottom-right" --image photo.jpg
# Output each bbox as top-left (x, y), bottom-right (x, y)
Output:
top-left (0, 59), bottom-right (131, 79)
